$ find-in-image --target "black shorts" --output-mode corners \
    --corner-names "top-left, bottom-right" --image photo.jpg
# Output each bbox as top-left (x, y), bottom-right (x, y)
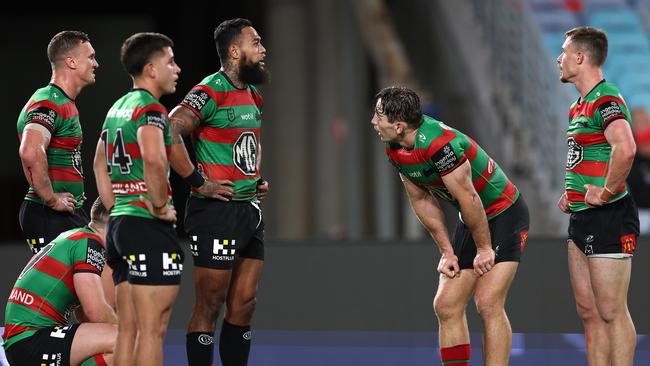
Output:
top-left (452, 195), bottom-right (530, 270)
top-left (568, 194), bottom-right (640, 257)
top-left (5, 323), bottom-right (80, 366)
top-left (106, 215), bottom-right (183, 285)
top-left (185, 197), bottom-right (264, 269)
top-left (19, 200), bottom-right (89, 254)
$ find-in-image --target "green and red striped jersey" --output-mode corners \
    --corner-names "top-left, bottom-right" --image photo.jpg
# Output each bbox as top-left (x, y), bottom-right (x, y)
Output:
top-left (565, 80), bottom-right (632, 212)
top-left (17, 84), bottom-right (84, 207)
top-left (3, 227), bottom-right (105, 349)
top-left (100, 89), bottom-right (172, 219)
top-left (179, 71), bottom-right (262, 201)
top-left (387, 115), bottom-right (519, 220)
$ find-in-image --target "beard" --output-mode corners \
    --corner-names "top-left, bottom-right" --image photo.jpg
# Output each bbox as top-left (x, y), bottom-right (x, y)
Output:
top-left (239, 55), bottom-right (270, 85)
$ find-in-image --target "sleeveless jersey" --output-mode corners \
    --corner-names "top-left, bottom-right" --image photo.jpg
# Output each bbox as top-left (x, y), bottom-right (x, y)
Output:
top-left (179, 71), bottom-right (263, 201)
top-left (386, 115), bottom-right (519, 220)
top-left (17, 84), bottom-right (84, 207)
top-left (565, 80), bottom-right (632, 212)
top-left (100, 89), bottom-right (172, 218)
top-left (3, 227), bottom-right (105, 349)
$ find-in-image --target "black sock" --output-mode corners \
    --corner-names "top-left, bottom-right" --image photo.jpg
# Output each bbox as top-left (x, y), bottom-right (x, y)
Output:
top-left (187, 332), bottom-right (215, 366)
top-left (219, 321), bottom-right (252, 366)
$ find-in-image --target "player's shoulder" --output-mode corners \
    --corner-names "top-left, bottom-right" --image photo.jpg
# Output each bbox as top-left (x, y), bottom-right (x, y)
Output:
top-left (591, 81), bottom-right (625, 102)
top-left (196, 71), bottom-right (229, 92)
top-left (27, 84), bottom-right (70, 110)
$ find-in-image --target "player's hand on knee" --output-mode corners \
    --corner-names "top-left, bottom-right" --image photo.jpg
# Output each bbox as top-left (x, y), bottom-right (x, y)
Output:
top-left (558, 191), bottom-right (570, 213)
top-left (198, 179), bottom-right (234, 201)
top-left (47, 192), bottom-right (77, 214)
top-left (473, 248), bottom-right (495, 276)
top-left (437, 253), bottom-right (460, 278)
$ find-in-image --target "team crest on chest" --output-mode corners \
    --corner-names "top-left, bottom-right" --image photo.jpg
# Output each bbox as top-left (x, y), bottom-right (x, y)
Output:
top-left (566, 136), bottom-right (583, 170)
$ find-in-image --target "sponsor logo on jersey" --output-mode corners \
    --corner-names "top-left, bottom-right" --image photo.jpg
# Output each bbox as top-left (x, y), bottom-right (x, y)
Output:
top-left (228, 107), bottom-right (236, 122)
top-left (112, 181), bottom-right (148, 194)
top-left (9, 289), bottom-right (34, 305)
top-left (146, 111), bottom-right (167, 130)
top-left (240, 112), bottom-right (256, 120)
top-left (213, 239), bottom-right (236, 261)
top-left (183, 89), bottom-right (210, 112)
top-left (407, 171), bottom-right (423, 178)
top-left (233, 132), bottom-right (258, 176)
top-left (86, 246), bottom-right (105, 272)
top-left (598, 101), bottom-right (624, 124)
top-left (27, 106), bottom-right (58, 130)
top-left (162, 252), bottom-right (183, 276)
top-left (432, 143), bottom-right (459, 173)
top-left (125, 254), bottom-right (148, 277)
top-left (566, 137), bottom-right (583, 170)
top-left (106, 107), bottom-right (134, 119)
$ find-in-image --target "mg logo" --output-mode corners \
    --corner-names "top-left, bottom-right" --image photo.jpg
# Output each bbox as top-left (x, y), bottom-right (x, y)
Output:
top-left (233, 132), bottom-right (257, 176)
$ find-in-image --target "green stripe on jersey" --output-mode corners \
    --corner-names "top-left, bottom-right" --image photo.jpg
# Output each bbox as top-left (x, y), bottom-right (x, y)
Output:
top-left (101, 89), bottom-right (173, 218)
top-left (3, 227), bottom-right (104, 349)
top-left (564, 80), bottom-right (631, 211)
top-left (386, 115), bottom-right (519, 220)
top-left (17, 84), bottom-right (85, 207)
top-left (179, 71), bottom-right (263, 201)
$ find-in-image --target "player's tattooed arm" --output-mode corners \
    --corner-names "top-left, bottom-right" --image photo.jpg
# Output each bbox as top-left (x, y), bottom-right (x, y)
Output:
top-left (169, 106), bottom-right (200, 144)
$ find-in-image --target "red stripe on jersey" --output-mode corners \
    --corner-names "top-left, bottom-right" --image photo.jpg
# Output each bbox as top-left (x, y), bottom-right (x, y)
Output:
top-left (131, 104), bottom-right (168, 122)
top-left (33, 256), bottom-right (74, 294)
top-left (465, 138), bottom-right (479, 160)
top-left (49, 167), bottom-right (83, 182)
top-left (484, 181), bottom-right (517, 217)
top-left (386, 129), bottom-right (457, 166)
top-left (27, 99), bottom-right (79, 119)
top-left (2, 324), bottom-right (38, 340)
top-left (73, 261), bottom-right (100, 274)
top-left (567, 189), bottom-right (585, 202)
top-left (7, 287), bottom-right (67, 324)
top-left (105, 143), bottom-right (142, 161)
top-left (569, 95), bottom-right (626, 121)
top-left (424, 129), bottom-right (457, 160)
top-left (568, 132), bottom-right (607, 146)
top-left (438, 155), bottom-right (467, 176)
top-left (568, 161), bottom-right (608, 177)
top-left (197, 162), bottom-right (260, 181)
top-left (474, 158), bottom-right (497, 193)
top-left (67, 230), bottom-right (103, 246)
top-left (196, 126), bottom-right (261, 144)
top-left (203, 86), bottom-right (262, 108)
top-left (49, 136), bottom-right (82, 150)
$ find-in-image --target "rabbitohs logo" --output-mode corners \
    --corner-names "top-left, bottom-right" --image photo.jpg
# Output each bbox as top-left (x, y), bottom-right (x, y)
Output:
top-left (566, 137), bottom-right (583, 170)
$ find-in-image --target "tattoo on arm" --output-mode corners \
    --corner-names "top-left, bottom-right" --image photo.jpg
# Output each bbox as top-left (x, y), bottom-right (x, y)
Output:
top-left (170, 109), bottom-right (200, 145)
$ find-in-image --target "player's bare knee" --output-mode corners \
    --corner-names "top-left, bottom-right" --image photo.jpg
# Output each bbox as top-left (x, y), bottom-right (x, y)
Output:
top-left (226, 296), bottom-right (257, 323)
top-left (474, 294), bottom-right (505, 319)
top-left (433, 295), bottom-right (463, 321)
top-left (575, 300), bottom-right (601, 323)
top-left (595, 300), bottom-right (627, 323)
